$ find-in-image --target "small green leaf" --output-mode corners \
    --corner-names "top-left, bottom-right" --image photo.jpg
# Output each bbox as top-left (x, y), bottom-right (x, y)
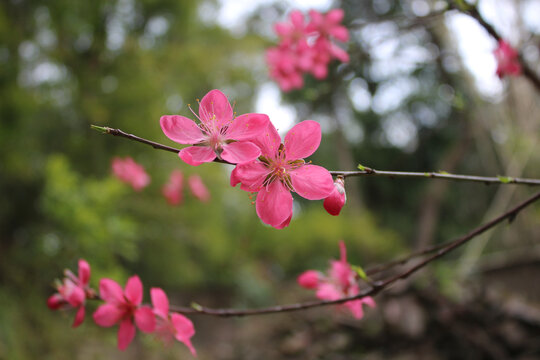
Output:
top-left (191, 302), bottom-right (203, 311)
top-left (424, 172), bottom-right (431, 177)
top-left (497, 175), bottom-right (513, 184)
top-left (357, 164), bottom-right (366, 171)
top-left (439, 170), bottom-right (450, 175)
top-left (90, 125), bottom-right (108, 133)
top-left (351, 265), bottom-right (368, 281)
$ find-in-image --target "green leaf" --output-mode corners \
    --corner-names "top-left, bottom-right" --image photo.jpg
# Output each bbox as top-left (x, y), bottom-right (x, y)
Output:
top-left (90, 124), bottom-right (109, 133)
top-left (497, 175), bottom-right (513, 184)
top-left (439, 170), bottom-right (450, 175)
top-left (351, 265), bottom-right (368, 281)
top-left (191, 302), bottom-right (203, 311)
top-left (357, 164), bottom-right (366, 171)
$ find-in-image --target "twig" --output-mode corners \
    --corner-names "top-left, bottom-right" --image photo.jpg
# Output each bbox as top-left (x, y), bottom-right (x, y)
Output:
top-left (166, 191), bottom-right (540, 317)
top-left (92, 125), bottom-right (540, 186)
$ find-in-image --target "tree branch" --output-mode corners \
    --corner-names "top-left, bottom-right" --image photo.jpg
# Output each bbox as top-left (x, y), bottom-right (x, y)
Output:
top-left (167, 191), bottom-right (540, 317)
top-left (92, 125), bottom-right (540, 186)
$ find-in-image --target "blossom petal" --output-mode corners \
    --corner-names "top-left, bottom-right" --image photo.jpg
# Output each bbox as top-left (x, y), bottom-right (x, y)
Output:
top-left (256, 181), bottom-right (293, 228)
top-left (179, 146), bottom-right (216, 166)
top-left (230, 161), bottom-right (267, 192)
top-left (66, 285), bottom-right (85, 308)
top-left (151, 287), bottom-right (169, 319)
top-left (284, 120), bottom-right (321, 160)
top-left (118, 318), bottom-right (136, 351)
top-left (124, 275), bottom-right (143, 305)
top-left (72, 306), bottom-right (85, 328)
top-left (199, 89), bottom-right (233, 128)
top-left (221, 141), bottom-right (261, 164)
top-left (274, 214), bottom-right (292, 229)
top-left (135, 306), bottom-right (156, 333)
top-left (290, 165), bottom-right (334, 200)
top-left (78, 259), bottom-right (90, 286)
top-left (93, 304), bottom-right (124, 327)
top-left (253, 122), bottom-right (281, 158)
top-left (297, 270), bottom-right (320, 289)
top-left (171, 313), bottom-right (197, 356)
top-left (316, 283), bottom-right (341, 301)
top-left (160, 115), bottom-right (206, 144)
top-left (345, 300), bottom-right (365, 319)
top-left (226, 113), bottom-right (269, 141)
top-left (47, 293), bottom-right (64, 309)
top-left (99, 279), bottom-right (124, 304)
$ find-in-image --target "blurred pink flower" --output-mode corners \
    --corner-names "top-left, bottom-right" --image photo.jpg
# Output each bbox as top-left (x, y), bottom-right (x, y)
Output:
top-left (151, 288), bottom-right (197, 356)
top-left (267, 9), bottom-right (349, 91)
top-left (93, 276), bottom-right (155, 351)
top-left (323, 177), bottom-right (346, 216)
top-left (162, 170), bottom-right (184, 205)
top-left (231, 120), bottom-right (334, 229)
top-left (111, 157), bottom-right (150, 191)
top-left (47, 259), bottom-right (93, 327)
top-left (494, 40), bottom-right (522, 78)
top-left (188, 175), bottom-right (210, 202)
top-left (160, 90), bottom-right (269, 166)
top-left (298, 241), bottom-right (376, 319)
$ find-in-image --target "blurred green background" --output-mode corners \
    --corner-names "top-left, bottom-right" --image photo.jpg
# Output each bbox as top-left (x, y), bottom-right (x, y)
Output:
top-left (2, 0), bottom-right (540, 359)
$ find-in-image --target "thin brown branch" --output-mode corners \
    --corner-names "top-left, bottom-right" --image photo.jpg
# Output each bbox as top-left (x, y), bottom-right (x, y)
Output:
top-left (166, 191), bottom-right (540, 317)
top-left (92, 125), bottom-right (540, 186)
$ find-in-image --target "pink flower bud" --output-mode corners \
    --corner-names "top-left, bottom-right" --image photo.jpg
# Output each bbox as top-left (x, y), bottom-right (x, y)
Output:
top-left (188, 174), bottom-right (210, 202)
top-left (297, 270), bottom-right (320, 289)
top-left (323, 177), bottom-right (346, 216)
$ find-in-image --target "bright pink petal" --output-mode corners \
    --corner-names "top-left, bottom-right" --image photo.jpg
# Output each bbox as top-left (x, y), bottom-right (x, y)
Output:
top-left (323, 178), bottom-right (346, 216)
top-left (151, 287), bottom-right (169, 319)
top-left (66, 285), bottom-right (85, 308)
top-left (225, 113), bottom-right (269, 141)
top-left (47, 294), bottom-right (64, 309)
top-left (135, 306), bottom-right (156, 333)
top-left (297, 270), bottom-right (320, 289)
top-left (362, 296), bottom-right (376, 308)
top-left (290, 165), bottom-right (334, 200)
top-left (316, 283), bottom-right (341, 301)
top-left (330, 26), bottom-right (349, 42)
top-left (118, 318), bottom-right (136, 351)
top-left (124, 275), bottom-right (143, 305)
top-left (274, 214), bottom-right (292, 229)
top-left (78, 259), bottom-right (90, 286)
top-left (199, 89), bottom-right (233, 128)
top-left (230, 161), bottom-right (267, 192)
top-left (99, 278), bottom-right (124, 304)
top-left (171, 313), bottom-right (197, 356)
top-left (72, 306), bottom-right (85, 328)
top-left (93, 304), bottom-right (124, 327)
top-left (252, 122), bottom-right (281, 158)
top-left (284, 120), bottom-right (321, 160)
top-left (160, 115), bottom-right (206, 144)
top-left (327, 9), bottom-right (344, 24)
top-left (255, 181), bottom-right (293, 228)
top-left (221, 141), bottom-right (261, 164)
top-left (179, 146), bottom-right (216, 166)
top-left (330, 44), bottom-right (349, 62)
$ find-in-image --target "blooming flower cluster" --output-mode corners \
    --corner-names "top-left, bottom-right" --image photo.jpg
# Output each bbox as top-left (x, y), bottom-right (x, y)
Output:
top-left (298, 241), bottom-right (376, 319)
top-left (48, 260), bottom-right (197, 355)
top-left (161, 89), bottom-right (343, 228)
top-left (162, 170), bottom-right (211, 205)
top-left (266, 9), bottom-right (350, 91)
top-left (494, 39), bottom-right (522, 78)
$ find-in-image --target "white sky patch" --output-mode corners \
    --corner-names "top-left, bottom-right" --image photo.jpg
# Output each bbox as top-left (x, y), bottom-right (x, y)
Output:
top-left (255, 82), bottom-right (296, 135)
top-left (445, 12), bottom-right (503, 99)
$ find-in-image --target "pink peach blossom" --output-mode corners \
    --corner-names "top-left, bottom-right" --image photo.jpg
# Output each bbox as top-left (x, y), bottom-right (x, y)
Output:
top-left (93, 276), bottom-right (155, 350)
top-left (494, 40), bottom-right (522, 78)
top-left (188, 174), bottom-right (210, 202)
top-left (306, 9), bottom-right (349, 43)
top-left (231, 120), bottom-right (334, 229)
top-left (47, 259), bottom-right (92, 327)
top-left (160, 90), bottom-right (269, 166)
top-left (151, 288), bottom-right (197, 356)
top-left (111, 157), bottom-right (150, 191)
top-left (298, 241), bottom-right (376, 319)
top-left (323, 177), bottom-right (346, 216)
top-left (274, 10), bottom-right (310, 46)
top-left (162, 170), bottom-right (184, 205)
